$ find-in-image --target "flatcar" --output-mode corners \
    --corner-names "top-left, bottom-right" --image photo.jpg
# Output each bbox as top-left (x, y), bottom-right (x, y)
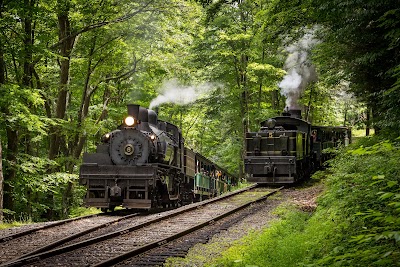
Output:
top-left (244, 109), bottom-right (350, 184)
top-left (79, 104), bottom-right (236, 211)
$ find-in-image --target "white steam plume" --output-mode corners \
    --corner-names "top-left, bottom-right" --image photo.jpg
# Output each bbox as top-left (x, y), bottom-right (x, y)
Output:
top-left (279, 29), bottom-right (319, 109)
top-left (149, 79), bottom-right (219, 109)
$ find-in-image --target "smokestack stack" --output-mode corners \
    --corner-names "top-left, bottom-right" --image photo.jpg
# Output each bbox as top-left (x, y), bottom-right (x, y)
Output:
top-left (282, 107), bottom-right (302, 119)
top-left (282, 107), bottom-right (291, 117)
top-left (127, 104), bottom-right (139, 119)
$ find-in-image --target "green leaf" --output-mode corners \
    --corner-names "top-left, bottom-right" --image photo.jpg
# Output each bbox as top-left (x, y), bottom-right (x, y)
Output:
top-left (379, 192), bottom-right (395, 200)
top-left (372, 175), bottom-right (385, 180)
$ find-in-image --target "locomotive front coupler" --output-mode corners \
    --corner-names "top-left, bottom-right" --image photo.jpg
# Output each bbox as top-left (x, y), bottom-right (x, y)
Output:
top-left (110, 179), bottom-right (122, 197)
top-left (264, 162), bottom-right (275, 174)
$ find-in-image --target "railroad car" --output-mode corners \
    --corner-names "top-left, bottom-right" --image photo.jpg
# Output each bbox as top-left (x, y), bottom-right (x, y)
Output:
top-left (244, 109), bottom-right (350, 184)
top-left (311, 125), bottom-right (351, 168)
top-left (79, 104), bottom-right (236, 211)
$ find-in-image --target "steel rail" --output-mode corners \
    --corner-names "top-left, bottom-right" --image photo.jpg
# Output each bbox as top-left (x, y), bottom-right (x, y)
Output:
top-left (93, 186), bottom-right (284, 267)
top-left (0, 213), bottom-right (100, 243)
top-left (1, 184), bottom-right (258, 267)
top-left (14, 213), bottom-right (139, 260)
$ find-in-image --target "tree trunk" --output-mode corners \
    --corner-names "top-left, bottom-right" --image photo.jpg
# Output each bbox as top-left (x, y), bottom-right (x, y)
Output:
top-left (0, 139), bottom-right (3, 222)
top-left (0, 0), bottom-right (5, 222)
top-left (241, 54), bottom-right (249, 133)
top-left (305, 84), bottom-right (314, 122)
top-left (366, 107), bottom-right (371, 136)
top-left (0, 3), bottom-right (19, 211)
top-left (0, 6), bottom-right (4, 67)
top-left (257, 49), bottom-right (265, 111)
top-left (271, 90), bottom-right (279, 110)
top-left (371, 105), bottom-right (381, 135)
top-left (62, 182), bottom-right (73, 219)
top-left (46, 8), bottom-right (76, 219)
top-left (48, 10), bottom-right (76, 160)
top-left (239, 46), bottom-right (248, 183)
top-left (22, 0), bottom-right (33, 87)
top-left (4, 128), bottom-right (18, 214)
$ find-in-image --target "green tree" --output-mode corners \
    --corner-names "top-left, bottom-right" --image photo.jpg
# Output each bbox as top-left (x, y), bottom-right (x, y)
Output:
top-left (0, 0), bottom-right (205, 220)
top-left (181, 0), bottom-right (285, 178)
top-left (310, 0), bottom-right (400, 132)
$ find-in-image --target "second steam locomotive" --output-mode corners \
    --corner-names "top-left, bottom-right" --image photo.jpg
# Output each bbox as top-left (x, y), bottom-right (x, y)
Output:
top-left (244, 108), bottom-right (350, 184)
top-left (80, 104), bottom-right (236, 211)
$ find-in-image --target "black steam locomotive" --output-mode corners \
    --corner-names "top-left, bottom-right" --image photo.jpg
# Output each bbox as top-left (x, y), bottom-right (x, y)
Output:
top-left (79, 104), bottom-right (236, 211)
top-left (244, 109), bottom-right (350, 184)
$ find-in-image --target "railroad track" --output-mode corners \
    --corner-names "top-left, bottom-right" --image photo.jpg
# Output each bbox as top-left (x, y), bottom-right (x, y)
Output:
top-left (1, 185), bottom-right (282, 267)
top-left (0, 212), bottom-right (140, 265)
top-left (0, 214), bottom-right (98, 242)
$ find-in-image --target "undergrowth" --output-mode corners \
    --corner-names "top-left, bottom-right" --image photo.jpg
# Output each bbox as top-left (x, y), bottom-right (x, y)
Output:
top-left (68, 207), bottom-right (100, 218)
top-left (207, 135), bottom-right (400, 267)
top-left (0, 221), bottom-right (32, 230)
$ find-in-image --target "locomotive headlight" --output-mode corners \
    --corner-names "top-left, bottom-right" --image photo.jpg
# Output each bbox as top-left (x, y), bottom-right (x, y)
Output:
top-left (101, 133), bottom-right (111, 143)
top-left (124, 116), bottom-right (135, 126)
top-left (150, 134), bottom-right (156, 141)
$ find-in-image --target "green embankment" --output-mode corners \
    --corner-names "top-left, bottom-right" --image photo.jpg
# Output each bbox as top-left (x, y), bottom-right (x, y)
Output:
top-left (210, 136), bottom-right (400, 267)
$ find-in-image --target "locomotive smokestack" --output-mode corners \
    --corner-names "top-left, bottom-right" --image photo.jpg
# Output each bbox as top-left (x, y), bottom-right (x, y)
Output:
top-left (127, 104), bottom-right (140, 119)
top-left (282, 107), bottom-right (302, 119)
top-left (282, 107), bottom-right (291, 117)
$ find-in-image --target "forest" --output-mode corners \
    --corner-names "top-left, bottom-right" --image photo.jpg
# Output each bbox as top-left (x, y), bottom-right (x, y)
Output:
top-left (0, 1), bottom-right (399, 262)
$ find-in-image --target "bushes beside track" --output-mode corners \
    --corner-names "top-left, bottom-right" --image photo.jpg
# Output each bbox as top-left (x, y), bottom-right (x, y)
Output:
top-left (211, 135), bottom-right (400, 266)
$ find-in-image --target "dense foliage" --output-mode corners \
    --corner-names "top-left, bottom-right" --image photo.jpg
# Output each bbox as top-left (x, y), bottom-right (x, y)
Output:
top-left (309, 0), bottom-right (400, 131)
top-left (0, 0), bottom-right (205, 220)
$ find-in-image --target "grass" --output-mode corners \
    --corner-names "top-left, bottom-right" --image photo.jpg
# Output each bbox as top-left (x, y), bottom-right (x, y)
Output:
top-left (208, 203), bottom-right (324, 267)
top-left (230, 181), bottom-right (252, 191)
top-left (68, 206), bottom-right (101, 218)
top-left (0, 207), bottom-right (101, 230)
top-left (0, 220), bottom-right (33, 230)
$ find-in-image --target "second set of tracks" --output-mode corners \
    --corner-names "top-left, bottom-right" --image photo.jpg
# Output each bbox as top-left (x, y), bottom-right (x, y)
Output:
top-left (0, 185), bottom-right (283, 267)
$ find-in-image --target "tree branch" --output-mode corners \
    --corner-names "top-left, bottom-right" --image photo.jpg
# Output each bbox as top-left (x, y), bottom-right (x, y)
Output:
top-left (50, 0), bottom-right (156, 50)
